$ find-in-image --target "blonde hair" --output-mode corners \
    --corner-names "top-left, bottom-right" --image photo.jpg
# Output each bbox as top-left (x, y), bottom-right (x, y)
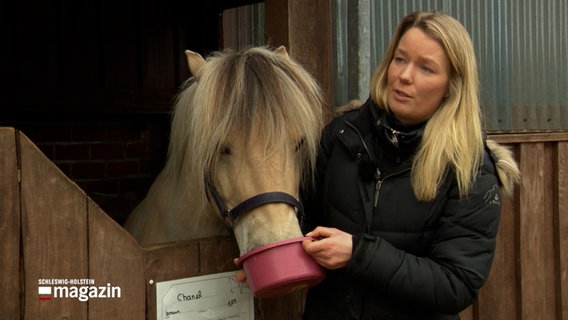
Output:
top-left (371, 12), bottom-right (484, 200)
top-left (486, 139), bottom-right (521, 197)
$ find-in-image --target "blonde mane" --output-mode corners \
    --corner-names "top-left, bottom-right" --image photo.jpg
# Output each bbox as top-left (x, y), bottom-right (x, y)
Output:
top-left (167, 47), bottom-right (324, 208)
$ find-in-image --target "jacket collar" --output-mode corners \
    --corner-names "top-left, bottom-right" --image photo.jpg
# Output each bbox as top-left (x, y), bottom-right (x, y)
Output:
top-left (336, 98), bottom-right (425, 176)
top-left (371, 101), bottom-right (425, 151)
top-left (335, 99), bottom-right (376, 161)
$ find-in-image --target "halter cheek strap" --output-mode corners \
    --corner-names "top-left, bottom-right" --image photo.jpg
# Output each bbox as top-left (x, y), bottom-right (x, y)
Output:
top-left (205, 175), bottom-right (304, 228)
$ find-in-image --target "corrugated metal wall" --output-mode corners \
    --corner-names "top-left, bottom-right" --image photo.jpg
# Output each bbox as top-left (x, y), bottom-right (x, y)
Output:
top-left (333, 0), bottom-right (568, 130)
top-left (222, 3), bottom-right (265, 51)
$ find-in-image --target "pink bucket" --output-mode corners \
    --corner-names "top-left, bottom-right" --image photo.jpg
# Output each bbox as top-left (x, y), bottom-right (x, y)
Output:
top-left (237, 236), bottom-right (325, 298)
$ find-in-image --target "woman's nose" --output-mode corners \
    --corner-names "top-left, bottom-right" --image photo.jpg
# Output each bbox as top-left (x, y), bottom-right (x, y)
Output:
top-left (399, 65), bottom-right (414, 83)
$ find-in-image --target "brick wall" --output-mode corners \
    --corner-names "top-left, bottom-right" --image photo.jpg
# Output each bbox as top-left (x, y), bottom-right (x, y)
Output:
top-left (6, 115), bottom-right (170, 225)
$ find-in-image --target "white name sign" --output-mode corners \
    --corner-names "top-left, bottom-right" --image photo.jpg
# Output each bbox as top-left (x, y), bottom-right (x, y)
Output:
top-left (156, 271), bottom-right (254, 320)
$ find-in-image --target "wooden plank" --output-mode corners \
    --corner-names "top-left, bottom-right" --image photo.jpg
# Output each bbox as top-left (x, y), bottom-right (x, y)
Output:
top-left (265, 0), bottom-right (290, 48)
top-left (540, 143), bottom-right (558, 320)
top-left (518, 142), bottom-right (557, 319)
top-left (477, 183), bottom-right (519, 320)
top-left (145, 240), bottom-right (201, 320)
top-left (87, 198), bottom-right (146, 319)
top-left (288, 0), bottom-right (332, 98)
top-left (255, 291), bottom-right (305, 320)
top-left (489, 131), bottom-right (568, 144)
top-left (198, 237), bottom-right (240, 274)
top-left (0, 128), bottom-right (21, 319)
top-left (459, 305), bottom-right (473, 320)
top-left (556, 141), bottom-right (568, 319)
top-left (287, 0), bottom-right (333, 112)
top-left (19, 131), bottom-right (89, 319)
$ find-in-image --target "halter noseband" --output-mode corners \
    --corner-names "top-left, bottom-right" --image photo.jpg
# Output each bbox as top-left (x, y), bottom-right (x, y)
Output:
top-left (205, 175), bottom-right (304, 229)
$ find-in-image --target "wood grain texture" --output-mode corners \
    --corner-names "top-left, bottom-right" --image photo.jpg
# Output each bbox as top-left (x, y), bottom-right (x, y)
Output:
top-left (518, 143), bottom-right (557, 319)
top-left (555, 141), bottom-right (568, 319)
top-left (19, 130), bottom-right (89, 319)
top-left (88, 198), bottom-right (146, 319)
top-left (0, 128), bottom-right (21, 319)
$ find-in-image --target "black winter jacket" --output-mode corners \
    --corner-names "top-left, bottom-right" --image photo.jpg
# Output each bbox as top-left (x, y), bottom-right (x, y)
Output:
top-left (302, 98), bottom-right (502, 320)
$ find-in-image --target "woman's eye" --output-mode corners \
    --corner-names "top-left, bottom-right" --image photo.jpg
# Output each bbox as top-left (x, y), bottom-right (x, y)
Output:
top-left (420, 65), bottom-right (434, 74)
top-left (393, 56), bottom-right (406, 64)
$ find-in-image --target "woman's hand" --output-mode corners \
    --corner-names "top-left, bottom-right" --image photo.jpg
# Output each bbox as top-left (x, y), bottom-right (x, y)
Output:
top-left (302, 226), bottom-right (353, 269)
top-left (233, 258), bottom-right (248, 285)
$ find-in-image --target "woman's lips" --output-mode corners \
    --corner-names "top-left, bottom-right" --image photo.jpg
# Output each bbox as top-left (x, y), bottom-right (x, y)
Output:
top-left (393, 88), bottom-right (412, 100)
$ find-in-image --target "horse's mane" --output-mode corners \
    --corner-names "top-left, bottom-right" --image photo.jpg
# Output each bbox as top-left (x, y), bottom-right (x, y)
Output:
top-left (166, 47), bottom-right (324, 204)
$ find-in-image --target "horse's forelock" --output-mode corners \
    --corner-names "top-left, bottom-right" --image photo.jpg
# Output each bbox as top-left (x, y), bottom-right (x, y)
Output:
top-left (168, 47), bottom-right (324, 200)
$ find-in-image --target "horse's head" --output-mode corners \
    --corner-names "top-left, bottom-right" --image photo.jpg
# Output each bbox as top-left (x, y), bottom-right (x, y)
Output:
top-left (169, 46), bottom-right (324, 254)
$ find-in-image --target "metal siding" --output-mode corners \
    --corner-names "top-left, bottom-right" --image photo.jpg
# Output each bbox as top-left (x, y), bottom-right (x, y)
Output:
top-left (335, 0), bottom-right (568, 130)
top-left (222, 3), bottom-right (265, 51)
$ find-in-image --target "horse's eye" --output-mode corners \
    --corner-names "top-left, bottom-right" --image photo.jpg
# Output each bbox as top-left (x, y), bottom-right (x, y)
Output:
top-left (295, 138), bottom-right (305, 152)
top-left (221, 146), bottom-right (231, 155)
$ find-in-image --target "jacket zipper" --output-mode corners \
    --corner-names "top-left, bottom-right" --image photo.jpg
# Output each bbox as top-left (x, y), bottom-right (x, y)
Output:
top-left (374, 168), bottom-right (411, 208)
top-left (344, 120), bottom-right (384, 208)
top-left (345, 120), bottom-right (378, 205)
top-left (343, 120), bottom-right (411, 208)
top-left (374, 176), bottom-right (382, 207)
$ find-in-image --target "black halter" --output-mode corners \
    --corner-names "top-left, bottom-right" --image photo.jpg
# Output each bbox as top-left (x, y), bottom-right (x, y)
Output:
top-left (205, 175), bottom-right (304, 229)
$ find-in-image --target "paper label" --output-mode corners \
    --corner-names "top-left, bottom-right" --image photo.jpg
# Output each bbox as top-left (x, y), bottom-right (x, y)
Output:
top-left (156, 271), bottom-right (254, 320)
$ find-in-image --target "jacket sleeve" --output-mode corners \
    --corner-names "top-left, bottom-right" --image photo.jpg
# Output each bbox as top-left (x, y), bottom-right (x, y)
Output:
top-left (347, 157), bottom-right (502, 313)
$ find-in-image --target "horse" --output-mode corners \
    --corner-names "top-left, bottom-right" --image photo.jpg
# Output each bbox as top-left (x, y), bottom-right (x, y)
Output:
top-left (124, 46), bottom-right (324, 256)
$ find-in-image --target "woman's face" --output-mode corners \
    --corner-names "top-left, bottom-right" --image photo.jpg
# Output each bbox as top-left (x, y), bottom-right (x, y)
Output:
top-left (387, 27), bottom-right (451, 125)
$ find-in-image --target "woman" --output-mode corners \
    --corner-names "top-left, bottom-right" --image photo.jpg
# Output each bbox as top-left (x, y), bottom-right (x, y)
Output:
top-left (300, 11), bottom-right (520, 319)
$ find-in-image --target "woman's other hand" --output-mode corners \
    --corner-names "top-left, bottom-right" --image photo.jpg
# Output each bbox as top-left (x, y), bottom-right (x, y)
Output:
top-left (233, 258), bottom-right (248, 285)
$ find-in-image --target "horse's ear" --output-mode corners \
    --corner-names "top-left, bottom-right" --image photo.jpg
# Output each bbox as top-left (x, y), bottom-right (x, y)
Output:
top-left (274, 46), bottom-right (290, 60)
top-left (185, 50), bottom-right (206, 78)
